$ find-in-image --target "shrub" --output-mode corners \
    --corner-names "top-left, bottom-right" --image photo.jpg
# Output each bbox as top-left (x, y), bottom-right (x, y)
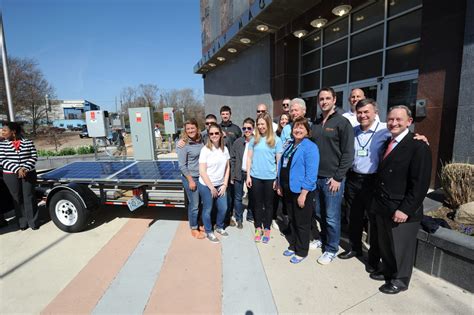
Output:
top-left (58, 148), bottom-right (77, 156)
top-left (77, 145), bottom-right (95, 155)
top-left (441, 163), bottom-right (474, 209)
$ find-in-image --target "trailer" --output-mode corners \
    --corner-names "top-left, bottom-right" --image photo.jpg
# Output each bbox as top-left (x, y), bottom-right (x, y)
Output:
top-left (37, 159), bottom-right (185, 232)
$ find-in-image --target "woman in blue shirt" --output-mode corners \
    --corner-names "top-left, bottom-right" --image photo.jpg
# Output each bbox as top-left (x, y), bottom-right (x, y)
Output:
top-left (246, 113), bottom-right (283, 243)
top-left (277, 117), bottom-right (319, 263)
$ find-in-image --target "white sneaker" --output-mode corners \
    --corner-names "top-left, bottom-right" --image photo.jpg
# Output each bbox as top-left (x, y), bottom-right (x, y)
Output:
top-left (309, 239), bottom-right (322, 250)
top-left (207, 232), bottom-right (219, 243)
top-left (271, 220), bottom-right (280, 230)
top-left (317, 252), bottom-right (337, 265)
top-left (215, 228), bottom-right (229, 237)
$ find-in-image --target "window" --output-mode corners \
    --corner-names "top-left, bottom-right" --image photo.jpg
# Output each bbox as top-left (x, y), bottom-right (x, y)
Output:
top-left (322, 63), bottom-right (347, 87)
top-left (302, 32), bottom-right (321, 53)
top-left (323, 17), bottom-right (348, 44)
top-left (351, 24), bottom-right (383, 57)
top-left (388, 0), bottom-right (422, 17)
top-left (351, 0), bottom-right (384, 32)
top-left (350, 53), bottom-right (383, 82)
top-left (302, 49), bottom-right (321, 73)
top-left (385, 42), bottom-right (420, 75)
top-left (301, 71), bottom-right (320, 92)
top-left (323, 39), bottom-right (347, 67)
top-left (387, 9), bottom-right (422, 46)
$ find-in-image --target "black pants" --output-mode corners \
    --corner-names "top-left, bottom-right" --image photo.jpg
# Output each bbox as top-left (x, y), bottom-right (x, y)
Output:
top-left (377, 215), bottom-right (420, 288)
top-left (284, 187), bottom-right (315, 257)
top-left (345, 172), bottom-right (380, 268)
top-left (251, 177), bottom-right (274, 229)
top-left (3, 171), bottom-right (39, 229)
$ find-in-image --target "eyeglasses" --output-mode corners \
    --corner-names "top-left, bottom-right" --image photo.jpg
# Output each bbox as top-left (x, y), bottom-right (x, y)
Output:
top-left (256, 110), bottom-right (266, 113)
top-left (242, 127), bottom-right (253, 131)
top-left (282, 103), bottom-right (290, 107)
top-left (209, 132), bottom-right (220, 136)
top-left (205, 122), bottom-right (214, 125)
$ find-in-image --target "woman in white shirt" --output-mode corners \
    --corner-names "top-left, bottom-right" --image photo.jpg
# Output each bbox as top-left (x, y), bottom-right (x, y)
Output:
top-left (198, 123), bottom-right (230, 243)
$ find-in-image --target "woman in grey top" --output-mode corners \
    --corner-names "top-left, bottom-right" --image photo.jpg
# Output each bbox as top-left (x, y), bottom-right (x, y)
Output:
top-left (177, 119), bottom-right (204, 239)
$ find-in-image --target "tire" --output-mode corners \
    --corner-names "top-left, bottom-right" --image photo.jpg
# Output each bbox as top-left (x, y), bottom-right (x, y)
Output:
top-left (49, 190), bottom-right (91, 232)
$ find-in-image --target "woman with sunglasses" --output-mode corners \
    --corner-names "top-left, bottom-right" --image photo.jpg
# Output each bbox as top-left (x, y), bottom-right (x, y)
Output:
top-left (198, 123), bottom-right (230, 243)
top-left (177, 119), bottom-right (205, 239)
top-left (277, 117), bottom-right (319, 263)
top-left (230, 117), bottom-right (255, 229)
top-left (0, 122), bottom-right (39, 230)
top-left (246, 113), bottom-right (283, 243)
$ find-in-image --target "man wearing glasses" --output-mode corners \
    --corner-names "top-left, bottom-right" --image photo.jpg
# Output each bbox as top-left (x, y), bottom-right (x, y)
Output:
top-left (274, 98), bottom-right (291, 124)
top-left (201, 114), bottom-right (217, 143)
top-left (256, 103), bottom-right (279, 132)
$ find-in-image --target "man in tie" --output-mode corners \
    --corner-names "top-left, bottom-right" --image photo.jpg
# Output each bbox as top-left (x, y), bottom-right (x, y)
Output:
top-left (371, 105), bottom-right (432, 294)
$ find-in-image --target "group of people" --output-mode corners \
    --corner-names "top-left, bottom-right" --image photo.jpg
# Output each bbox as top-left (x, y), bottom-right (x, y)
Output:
top-left (177, 86), bottom-right (432, 295)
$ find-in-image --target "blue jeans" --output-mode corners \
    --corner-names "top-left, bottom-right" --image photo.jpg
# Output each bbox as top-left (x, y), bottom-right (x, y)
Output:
top-left (315, 177), bottom-right (345, 254)
top-left (198, 182), bottom-right (227, 233)
top-left (182, 175), bottom-right (200, 229)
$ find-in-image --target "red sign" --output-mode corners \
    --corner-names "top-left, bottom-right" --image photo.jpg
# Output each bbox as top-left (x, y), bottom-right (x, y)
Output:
top-left (90, 112), bottom-right (96, 120)
top-left (164, 113), bottom-right (169, 121)
top-left (136, 112), bottom-right (142, 123)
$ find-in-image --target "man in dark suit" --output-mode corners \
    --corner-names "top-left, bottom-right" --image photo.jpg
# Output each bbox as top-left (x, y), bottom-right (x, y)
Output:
top-left (371, 105), bottom-right (432, 294)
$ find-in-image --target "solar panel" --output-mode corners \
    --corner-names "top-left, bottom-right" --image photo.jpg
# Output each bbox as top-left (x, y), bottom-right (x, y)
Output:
top-left (40, 161), bottom-right (134, 180)
top-left (112, 161), bottom-right (181, 182)
top-left (39, 160), bottom-right (182, 183)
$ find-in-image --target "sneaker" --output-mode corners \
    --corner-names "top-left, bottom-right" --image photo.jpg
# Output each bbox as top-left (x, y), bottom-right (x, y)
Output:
top-left (215, 228), bottom-right (229, 237)
top-left (271, 220), bottom-right (280, 230)
top-left (229, 217), bottom-right (237, 227)
top-left (247, 218), bottom-right (254, 223)
top-left (206, 232), bottom-right (219, 243)
top-left (254, 228), bottom-right (262, 242)
top-left (283, 249), bottom-right (295, 257)
top-left (309, 239), bottom-right (322, 250)
top-left (290, 255), bottom-right (306, 264)
top-left (262, 229), bottom-right (271, 243)
top-left (237, 221), bottom-right (243, 229)
top-left (317, 252), bottom-right (337, 265)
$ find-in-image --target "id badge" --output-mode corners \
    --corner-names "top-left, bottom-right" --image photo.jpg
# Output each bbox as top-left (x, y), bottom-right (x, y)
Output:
top-left (282, 157), bottom-right (289, 167)
top-left (357, 149), bottom-right (368, 157)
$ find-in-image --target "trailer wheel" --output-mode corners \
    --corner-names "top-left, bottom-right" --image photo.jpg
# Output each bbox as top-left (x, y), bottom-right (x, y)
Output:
top-left (49, 190), bottom-right (90, 232)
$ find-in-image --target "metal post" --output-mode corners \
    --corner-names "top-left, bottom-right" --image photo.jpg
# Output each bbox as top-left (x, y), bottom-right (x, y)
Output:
top-left (45, 94), bottom-right (50, 125)
top-left (0, 12), bottom-right (15, 121)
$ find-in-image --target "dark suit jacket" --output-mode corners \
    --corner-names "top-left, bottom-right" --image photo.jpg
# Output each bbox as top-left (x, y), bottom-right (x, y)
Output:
top-left (372, 132), bottom-right (432, 222)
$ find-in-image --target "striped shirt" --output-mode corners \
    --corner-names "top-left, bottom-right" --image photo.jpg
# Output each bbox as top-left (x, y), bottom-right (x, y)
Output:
top-left (0, 138), bottom-right (37, 173)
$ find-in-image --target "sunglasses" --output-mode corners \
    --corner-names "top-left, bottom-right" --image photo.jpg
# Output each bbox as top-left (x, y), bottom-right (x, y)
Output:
top-left (242, 127), bottom-right (253, 131)
top-left (256, 110), bottom-right (266, 113)
top-left (282, 103), bottom-right (290, 107)
top-left (205, 122), bottom-right (214, 125)
top-left (209, 132), bottom-right (220, 136)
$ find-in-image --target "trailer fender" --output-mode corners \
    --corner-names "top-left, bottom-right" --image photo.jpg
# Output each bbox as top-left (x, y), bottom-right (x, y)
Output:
top-left (46, 183), bottom-right (99, 211)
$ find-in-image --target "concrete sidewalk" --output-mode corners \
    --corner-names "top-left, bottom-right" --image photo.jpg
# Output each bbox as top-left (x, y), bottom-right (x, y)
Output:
top-left (1, 206), bottom-right (472, 314)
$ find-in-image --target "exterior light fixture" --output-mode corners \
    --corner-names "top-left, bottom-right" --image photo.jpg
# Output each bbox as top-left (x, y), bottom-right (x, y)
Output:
top-left (310, 18), bottom-right (328, 28)
top-left (209, 63), bottom-right (216, 67)
top-left (217, 56), bottom-right (226, 62)
top-left (293, 30), bottom-right (308, 38)
top-left (256, 24), bottom-right (269, 32)
top-left (332, 4), bottom-right (352, 16)
top-left (240, 37), bottom-right (251, 44)
top-left (227, 48), bottom-right (237, 53)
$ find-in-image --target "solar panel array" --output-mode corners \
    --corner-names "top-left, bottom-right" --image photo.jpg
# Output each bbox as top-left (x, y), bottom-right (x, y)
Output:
top-left (40, 160), bottom-right (182, 183)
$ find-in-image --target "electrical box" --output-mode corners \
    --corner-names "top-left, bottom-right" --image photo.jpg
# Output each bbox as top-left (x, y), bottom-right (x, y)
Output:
top-left (415, 99), bottom-right (427, 118)
top-left (163, 107), bottom-right (176, 135)
top-left (86, 110), bottom-right (109, 138)
top-left (128, 107), bottom-right (156, 161)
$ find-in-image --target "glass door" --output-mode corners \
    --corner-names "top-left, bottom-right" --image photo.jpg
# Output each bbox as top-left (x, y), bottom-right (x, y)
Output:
top-left (378, 73), bottom-right (418, 122)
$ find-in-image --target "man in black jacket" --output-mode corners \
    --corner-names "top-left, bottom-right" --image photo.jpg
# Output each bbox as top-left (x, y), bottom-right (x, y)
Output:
top-left (311, 87), bottom-right (354, 265)
top-left (372, 105), bottom-right (431, 294)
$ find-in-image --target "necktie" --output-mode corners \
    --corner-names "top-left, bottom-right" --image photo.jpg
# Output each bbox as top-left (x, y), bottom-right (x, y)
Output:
top-left (383, 138), bottom-right (396, 160)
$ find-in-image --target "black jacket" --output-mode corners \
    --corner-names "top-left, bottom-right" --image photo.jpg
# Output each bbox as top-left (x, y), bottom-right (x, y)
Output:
top-left (371, 132), bottom-right (432, 222)
top-left (221, 121), bottom-right (242, 149)
top-left (230, 137), bottom-right (249, 181)
top-left (311, 111), bottom-right (354, 181)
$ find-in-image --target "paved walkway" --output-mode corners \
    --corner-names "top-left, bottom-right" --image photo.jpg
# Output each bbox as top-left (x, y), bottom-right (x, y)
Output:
top-left (1, 207), bottom-right (472, 314)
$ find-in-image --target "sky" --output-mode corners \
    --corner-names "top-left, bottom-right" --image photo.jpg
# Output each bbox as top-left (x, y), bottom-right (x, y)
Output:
top-left (1, 0), bottom-right (204, 112)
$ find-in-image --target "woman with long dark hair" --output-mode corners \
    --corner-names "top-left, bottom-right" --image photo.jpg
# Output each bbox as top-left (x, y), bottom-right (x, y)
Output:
top-left (177, 119), bottom-right (204, 239)
top-left (0, 122), bottom-right (39, 230)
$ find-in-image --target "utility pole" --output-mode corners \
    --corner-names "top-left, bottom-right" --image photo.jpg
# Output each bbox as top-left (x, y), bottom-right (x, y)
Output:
top-left (45, 94), bottom-right (50, 125)
top-left (0, 12), bottom-right (15, 121)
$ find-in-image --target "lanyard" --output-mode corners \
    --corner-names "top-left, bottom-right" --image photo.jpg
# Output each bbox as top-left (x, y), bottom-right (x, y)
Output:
top-left (283, 141), bottom-right (301, 159)
top-left (356, 122), bottom-right (379, 150)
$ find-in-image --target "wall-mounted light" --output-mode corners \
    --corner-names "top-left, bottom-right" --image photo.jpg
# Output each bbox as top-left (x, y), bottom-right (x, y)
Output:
top-left (240, 37), bottom-right (251, 44)
top-left (217, 56), bottom-right (226, 62)
top-left (209, 63), bottom-right (216, 67)
top-left (310, 18), bottom-right (328, 29)
top-left (293, 30), bottom-right (308, 38)
top-left (332, 4), bottom-right (352, 16)
top-left (227, 48), bottom-right (237, 53)
top-left (256, 24), bottom-right (269, 32)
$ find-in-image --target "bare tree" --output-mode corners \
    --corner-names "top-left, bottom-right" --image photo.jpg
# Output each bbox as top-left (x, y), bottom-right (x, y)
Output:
top-left (0, 57), bottom-right (55, 133)
top-left (138, 84), bottom-right (159, 108)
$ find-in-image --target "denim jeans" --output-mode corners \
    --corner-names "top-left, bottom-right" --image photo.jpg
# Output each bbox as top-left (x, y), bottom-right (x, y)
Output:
top-left (233, 178), bottom-right (245, 223)
top-left (314, 177), bottom-right (345, 254)
top-left (182, 175), bottom-right (200, 229)
top-left (198, 182), bottom-right (228, 233)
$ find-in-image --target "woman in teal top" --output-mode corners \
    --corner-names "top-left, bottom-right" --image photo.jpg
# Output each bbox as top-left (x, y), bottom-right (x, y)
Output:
top-left (246, 113), bottom-right (283, 243)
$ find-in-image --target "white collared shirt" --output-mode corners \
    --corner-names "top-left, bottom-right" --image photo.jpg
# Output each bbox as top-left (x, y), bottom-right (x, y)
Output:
top-left (391, 128), bottom-right (410, 150)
